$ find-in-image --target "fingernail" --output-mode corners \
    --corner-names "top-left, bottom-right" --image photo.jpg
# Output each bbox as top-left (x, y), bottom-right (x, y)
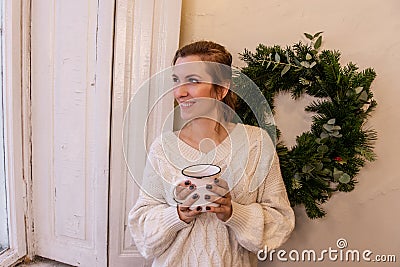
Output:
top-left (204, 194), bottom-right (211, 200)
top-left (206, 184), bottom-right (212, 190)
top-left (192, 193), bottom-right (199, 199)
top-left (196, 206), bottom-right (202, 211)
top-left (189, 185), bottom-right (195, 190)
top-left (184, 180), bottom-right (191, 185)
top-left (206, 206), bottom-right (211, 211)
top-left (214, 178), bottom-right (219, 184)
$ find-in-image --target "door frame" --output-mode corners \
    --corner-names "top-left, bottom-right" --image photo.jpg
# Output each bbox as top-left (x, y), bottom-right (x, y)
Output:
top-left (0, 0), bottom-right (30, 265)
top-left (108, 0), bottom-right (182, 265)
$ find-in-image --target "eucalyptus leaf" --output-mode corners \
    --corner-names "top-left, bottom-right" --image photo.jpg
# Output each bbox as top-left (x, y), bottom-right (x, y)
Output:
top-left (319, 137), bottom-right (328, 144)
top-left (315, 162), bottom-right (324, 171)
top-left (323, 124), bottom-right (334, 131)
top-left (333, 170), bottom-right (344, 180)
top-left (331, 131), bottom-right (340, 137)
top-left (358, 91), bottom-right (368, 102)
top-left (275, 53), bottom-right (281, 63)
top-left (302, 164), bottom-right (314, 173)
top-left (346, 90), bottom-right (355, 97)
top-left (300, 61), bottom-right (310, 68)
top-left (266, 61), bottom-right (272, 69)
top-left (310, 61), bottom-right (317, 68)
top-left (331, 132), bottom-right (342, 138)
top-left (355, 87), bottom-right (364, 94)
top-left (317, 145), bottom-right (329, 154)
top-left (281, 64), bottom-right (291, 76)
top-left (331, 131), bottom-right (342, 138)
top-left (322, 168), bottom-right (332, 176)
top-left (327, 118), bottom-right (336, 124)
top-left (339, 173), bottom-right (351, 184)
top-left (333, 167), bottom-right (343, 174)
top-left (285, 51), bottom-right (290, 62)
top-left (304, 32), bottom-right (314, 40)
top-left (332, 126), bottom-right (341, 130)
top-left (314, 36), bottom-right (322, 49)
top-left (313, 31), bottom-right (324, 38)
top-left (320, 132), bottom-right (329, 139)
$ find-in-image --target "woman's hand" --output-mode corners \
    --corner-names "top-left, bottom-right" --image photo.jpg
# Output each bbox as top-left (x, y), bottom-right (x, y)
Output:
top-left (204, 178), bottom-right (232, 222)
top-left (174, 180), bottom-right (202, 223)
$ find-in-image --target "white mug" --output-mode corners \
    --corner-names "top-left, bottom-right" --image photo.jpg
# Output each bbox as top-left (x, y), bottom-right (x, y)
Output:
top-left (174, 164), bottom-right (221, 211)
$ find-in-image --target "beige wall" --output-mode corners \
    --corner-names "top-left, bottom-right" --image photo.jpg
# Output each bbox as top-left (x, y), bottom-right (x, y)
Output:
top-left (180, 1), bottom-right (400, 266)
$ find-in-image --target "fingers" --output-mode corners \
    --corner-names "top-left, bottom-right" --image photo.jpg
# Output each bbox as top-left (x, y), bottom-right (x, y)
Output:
top-left (204, 205), bottom-right (226, 213)
top-left (177, 207), bottom-right (202, 223)
top-left (213, 178), bottom-right (229, 190)
top-left (204, 178), bottom-right (232, 222)
top-left (175, 180), bottom-right (196, 201)
top-left (177, 193), bottom-right (202, 223)
top-left (205, 182), bottom-right (229, 197)
top-left (204, 200), bottom-right (233, 222)
top-left (181, 207), bottom-right (203, 216)
top-left (180, 192), bottom-right (201, 209)
top-left (204, 194), bottom-right (230, 205)
top-left (176, 178), bottom-right (232, 223)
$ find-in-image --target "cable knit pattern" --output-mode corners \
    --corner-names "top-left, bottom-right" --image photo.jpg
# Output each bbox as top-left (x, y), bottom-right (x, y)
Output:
top-left (128, 124), bottom-right (295, 267)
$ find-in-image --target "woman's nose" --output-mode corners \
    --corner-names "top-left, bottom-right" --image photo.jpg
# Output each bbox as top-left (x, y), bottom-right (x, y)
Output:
top-left (173, 84), bottom-right (188, 98)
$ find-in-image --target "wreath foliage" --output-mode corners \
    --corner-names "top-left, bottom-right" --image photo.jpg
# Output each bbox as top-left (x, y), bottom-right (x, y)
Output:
top-left (237, 32), bottom-right (377, 218)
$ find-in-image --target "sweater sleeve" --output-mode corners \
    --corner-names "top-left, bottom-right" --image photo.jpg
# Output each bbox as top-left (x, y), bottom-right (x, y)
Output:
top-left (127, 142), bottom-right (193, 259)
top-left (223, 152), bottom-right (295, 253)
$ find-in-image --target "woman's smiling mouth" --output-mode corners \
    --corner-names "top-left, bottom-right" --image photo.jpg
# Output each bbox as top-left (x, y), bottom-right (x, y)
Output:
top-left (180, 101), bottom-right (195, 108)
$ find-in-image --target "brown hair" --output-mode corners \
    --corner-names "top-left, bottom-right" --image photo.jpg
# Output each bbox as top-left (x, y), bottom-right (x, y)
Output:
top-left (172, 41), bottom-right (237, 122)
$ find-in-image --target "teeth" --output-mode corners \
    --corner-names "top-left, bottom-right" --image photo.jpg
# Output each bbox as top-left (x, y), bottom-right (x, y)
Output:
top-left (180, 102), bottom-right (194, 107)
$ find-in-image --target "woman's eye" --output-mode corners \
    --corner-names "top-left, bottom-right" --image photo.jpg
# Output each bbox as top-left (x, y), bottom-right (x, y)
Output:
top-left (172, 77), bottom-right (179, 83)
top-left (188, 78), bottom-right (200, 83)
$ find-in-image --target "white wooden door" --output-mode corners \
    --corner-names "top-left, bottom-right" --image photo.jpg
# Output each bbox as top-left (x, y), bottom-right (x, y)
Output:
top-left (31, 0), bottom-right (115, 266)
top-left (108, 0), bottom-right (182, 266)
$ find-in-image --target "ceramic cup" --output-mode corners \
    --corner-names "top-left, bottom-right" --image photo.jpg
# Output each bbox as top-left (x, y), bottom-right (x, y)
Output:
top-left (174, 164), bottom-right (221, 211)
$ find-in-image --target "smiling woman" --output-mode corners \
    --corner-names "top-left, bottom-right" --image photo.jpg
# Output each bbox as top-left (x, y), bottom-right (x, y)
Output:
top-left (128, 40), bottom-right (294, 267)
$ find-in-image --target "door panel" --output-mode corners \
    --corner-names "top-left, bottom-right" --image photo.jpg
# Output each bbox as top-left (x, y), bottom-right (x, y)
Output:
top-left (108, 0), bottom-right (182, 266)
top-left (31, 0), bottom-right (114, 265)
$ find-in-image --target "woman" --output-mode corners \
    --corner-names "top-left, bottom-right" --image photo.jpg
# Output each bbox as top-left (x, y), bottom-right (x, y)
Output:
top-left (128, 41), bottom-right (295, 267)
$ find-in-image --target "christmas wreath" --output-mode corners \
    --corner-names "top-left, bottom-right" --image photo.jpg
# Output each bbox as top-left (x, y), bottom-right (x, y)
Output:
top-left (236, 32), bottom-right (377, 218)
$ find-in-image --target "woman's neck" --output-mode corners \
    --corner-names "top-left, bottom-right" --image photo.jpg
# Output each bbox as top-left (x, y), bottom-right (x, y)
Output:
top-left (179, 118), bottom-right (230, 152)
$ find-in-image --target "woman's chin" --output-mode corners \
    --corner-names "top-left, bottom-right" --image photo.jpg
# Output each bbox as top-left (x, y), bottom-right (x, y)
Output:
top-left (180, 114), bottom-right (195, 122)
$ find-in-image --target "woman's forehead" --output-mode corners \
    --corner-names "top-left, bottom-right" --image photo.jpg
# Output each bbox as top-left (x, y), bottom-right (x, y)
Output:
top-left (172, 58), bottom-right (211, 79)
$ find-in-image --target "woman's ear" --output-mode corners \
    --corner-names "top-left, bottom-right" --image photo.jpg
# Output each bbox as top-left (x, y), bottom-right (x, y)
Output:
top-left (217, 83), bottom-right (230, 100)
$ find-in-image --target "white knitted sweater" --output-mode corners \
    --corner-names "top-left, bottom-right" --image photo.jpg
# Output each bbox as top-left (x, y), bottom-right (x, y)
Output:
top-left (128, 124), bottom-right (295, 267)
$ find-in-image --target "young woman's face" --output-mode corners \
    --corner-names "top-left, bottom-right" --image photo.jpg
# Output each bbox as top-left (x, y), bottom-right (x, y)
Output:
top-left (173, 55), bottom-right (222, 121)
